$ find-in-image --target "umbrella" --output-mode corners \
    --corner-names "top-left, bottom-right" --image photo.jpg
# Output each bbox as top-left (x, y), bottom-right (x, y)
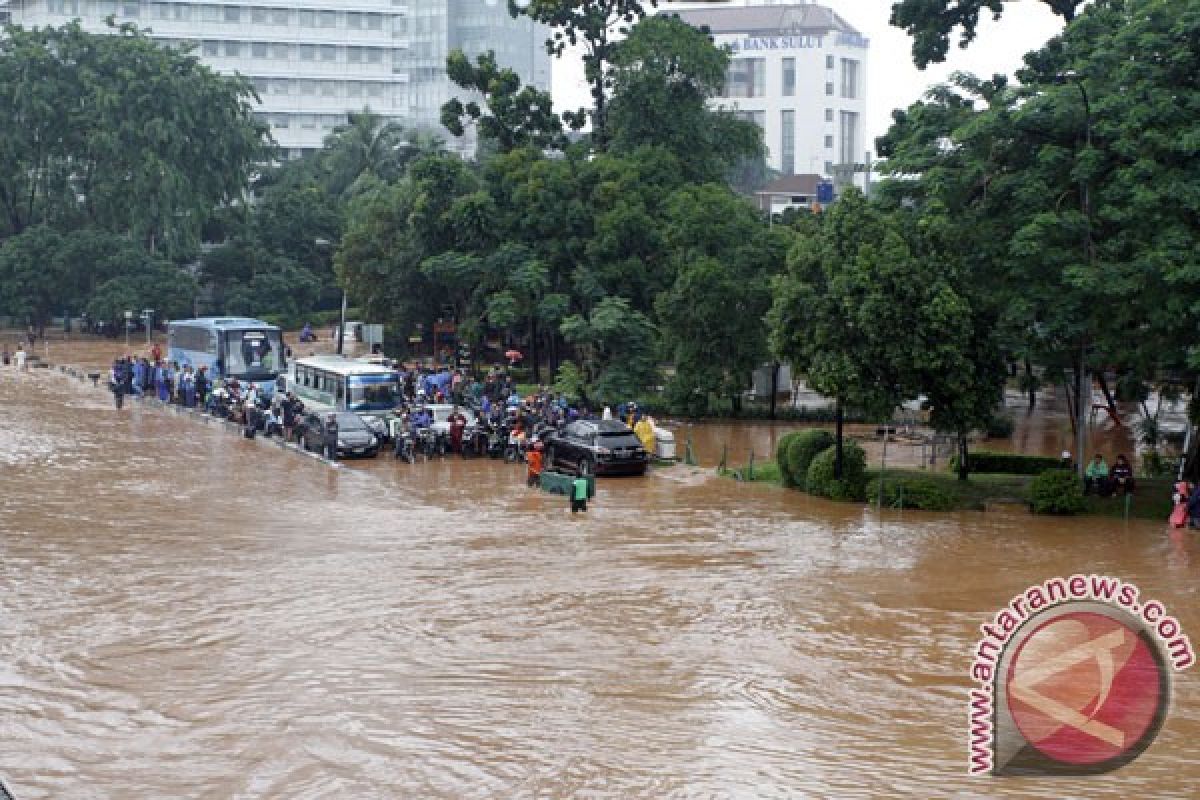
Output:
top-left (505, 349), bottom-right (523, 363)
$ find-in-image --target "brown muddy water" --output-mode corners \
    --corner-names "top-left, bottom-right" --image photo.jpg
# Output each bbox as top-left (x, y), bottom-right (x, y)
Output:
top-left (0, 340), bottom-right (1198, 798)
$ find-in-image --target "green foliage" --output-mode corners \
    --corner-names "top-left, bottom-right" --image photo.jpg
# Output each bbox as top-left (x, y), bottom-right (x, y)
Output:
top-left (775, 431), bottom-right (804, 487)
top-left (890, 0), bottom-right (1081, 68)
top-left (952, 450), bottom-right (1064, 475)
top-left (518, 0), bottom-right (659, 146)
top-left (1029, 469), bottom-right (1086, 515)
top-left (786, 430), bottom-right (837, 490)
top-left (552, 361), bottom-right (587, 402)
top-left (806, 442), bottom-right (868, 501)
top-left (0, 21), bottom-right (268, 250)
top-left (607, 14), bottom-right (761, 183)
top-left (866, 475), bottom-right (958, 511)
top-left (985, 414), bottom-right (1015, 439)
top-left (86, 259), bottom-right (196, 324)
top-left (442, 50), bottom-right (564, 153)
top-left (560, 296), bottom-right (658, 404)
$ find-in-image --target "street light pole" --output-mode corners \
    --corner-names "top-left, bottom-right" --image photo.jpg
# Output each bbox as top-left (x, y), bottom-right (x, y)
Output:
top-left (337, 290), bottom-right (347, 356)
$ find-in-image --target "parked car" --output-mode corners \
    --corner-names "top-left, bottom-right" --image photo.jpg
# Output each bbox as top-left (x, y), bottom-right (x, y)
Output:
top-left (425, 404), bottom-right (478, 436)
top-left (543, 419), bottom-right (649, 477)
top-left (301, 411), bottom-right (380, 458)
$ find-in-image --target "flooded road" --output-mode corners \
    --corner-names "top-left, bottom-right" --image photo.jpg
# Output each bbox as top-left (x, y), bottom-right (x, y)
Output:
top-left (2, 355), bottom-right (1199, 798)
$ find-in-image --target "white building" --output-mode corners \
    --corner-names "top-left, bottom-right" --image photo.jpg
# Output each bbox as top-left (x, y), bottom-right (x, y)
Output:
top-left (668, 1), bottom-right (869, 188)
top-left (3, 0), bottom-right (551, 159)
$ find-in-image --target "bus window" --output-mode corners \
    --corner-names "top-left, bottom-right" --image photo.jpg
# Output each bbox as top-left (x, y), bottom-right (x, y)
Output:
top-left (335, 379), bottom-right (345, 404)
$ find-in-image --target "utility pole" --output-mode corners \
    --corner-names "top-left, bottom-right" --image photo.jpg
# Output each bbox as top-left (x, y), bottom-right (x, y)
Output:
top-left (1074, 77), bottom-right (1092, 481)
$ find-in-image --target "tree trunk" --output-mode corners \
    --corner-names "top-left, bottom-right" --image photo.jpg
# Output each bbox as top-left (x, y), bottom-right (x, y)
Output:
top-left (1063, 371), bottom-right (1077, 439)
top-left (1094, 370), bottom-right (1120, 425)
top-left (768, 361), bottom-right (779, 420)
top-left (1024, 358), bottom-right (1037, 413)
top-left (529, 314), bottom-right (540, 384)
top-left (957, 432), bottom-right (969, 481)
top-left (834, 400), bottom-right (844, 480)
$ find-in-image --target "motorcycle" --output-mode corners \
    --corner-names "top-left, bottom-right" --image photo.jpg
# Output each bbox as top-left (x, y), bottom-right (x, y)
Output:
top-left (393, 431), bottom-right (416, 463)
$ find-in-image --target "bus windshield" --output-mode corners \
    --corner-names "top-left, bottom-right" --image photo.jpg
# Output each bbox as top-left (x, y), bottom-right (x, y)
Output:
top-left (223, 329), bottom-right (284, 380)
top-left (347, 375), bottom-right (398, 411)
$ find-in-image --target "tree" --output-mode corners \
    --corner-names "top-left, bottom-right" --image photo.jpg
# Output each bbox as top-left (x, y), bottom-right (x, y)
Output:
top-left (606, 14), bottom-right (761, 183)
top-left (0, 227), bottom-right (69, 333)
top-left (516, 0), bottom-right (658, 148)
top-left (442, 50), bottom-right (565, 153)
top-left (560, 296), bottom-right (658, 404)
top-left (890, 0), bottom-right (1082, 68)
top-left (86, 258), bottom-right (196, 325)
top-left (319, 109), bottom-right (427, 199)
top-left (768, 190), bottom-right (974, 477)
top-left (0, 22), bottom-right (269, 252)
top-left (656, 184), bottom-right (788, 414)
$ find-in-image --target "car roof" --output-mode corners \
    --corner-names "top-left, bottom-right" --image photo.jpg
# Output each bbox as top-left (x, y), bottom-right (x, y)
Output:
top-left (576, 419), bottom-right (634, 433)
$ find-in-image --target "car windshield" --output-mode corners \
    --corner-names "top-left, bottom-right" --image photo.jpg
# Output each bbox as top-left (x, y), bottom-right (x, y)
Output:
top-left (347, 375), bottom-right (398, 411)
top-left (598, 432), bottom-right (642, 449)
top-left (334, 413), bottom-right (368, 431)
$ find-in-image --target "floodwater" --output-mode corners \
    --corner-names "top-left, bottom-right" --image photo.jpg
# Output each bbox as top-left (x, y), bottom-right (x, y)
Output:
top-left (1, 341), bottom-right (1198, 798)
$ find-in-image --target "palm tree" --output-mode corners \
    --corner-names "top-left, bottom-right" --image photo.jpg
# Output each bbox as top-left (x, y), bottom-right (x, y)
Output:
top-left (321, 109), bottom-right (442, 199)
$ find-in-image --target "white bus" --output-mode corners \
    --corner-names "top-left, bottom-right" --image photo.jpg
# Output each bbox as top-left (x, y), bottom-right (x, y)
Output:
top-left (288, 355), bottom-right (400, 416)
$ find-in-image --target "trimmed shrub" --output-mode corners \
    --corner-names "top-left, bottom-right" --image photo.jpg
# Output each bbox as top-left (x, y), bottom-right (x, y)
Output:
top-left (786, 430), bottom-right (836, 489)
top-left (1029, 469), bottom-right (1086, 515)
top-left (950, 450), bottom-right (1062, 475)
top-left (866, 475), bottom-right (958, 511)
top-left (775, 431), bottom-right (804, 487)
top-left (806, 441), bottom-right (867, 501)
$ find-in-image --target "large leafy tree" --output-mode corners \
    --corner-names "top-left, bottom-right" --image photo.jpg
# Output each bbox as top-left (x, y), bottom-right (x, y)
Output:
top-left (890, 0), bottom-right (1082, 68)
top-left (516, 0), bottom-right (658, 147)
top-left (0, 21), bottom-right (268, 252)
top-left (441, 50), bottom-right (565, 153)
top-left (606, 14), bottom-right (761, 183)
top-left (656, 184), bottom-right (789, 414)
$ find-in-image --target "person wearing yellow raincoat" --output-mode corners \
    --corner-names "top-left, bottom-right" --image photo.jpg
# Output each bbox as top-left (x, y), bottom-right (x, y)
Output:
top-left (634, 416), bottom-right (656, 457)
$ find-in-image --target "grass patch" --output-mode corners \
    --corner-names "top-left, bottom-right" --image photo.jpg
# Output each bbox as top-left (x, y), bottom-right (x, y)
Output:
top-left (719, 460), bottom-right (782, 483)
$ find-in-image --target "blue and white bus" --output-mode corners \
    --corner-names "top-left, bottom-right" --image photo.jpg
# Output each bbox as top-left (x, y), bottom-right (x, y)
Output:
top-left (167, 317), bottom-right (286, 395)
top-left (287, 355), bottom-right (400, 440)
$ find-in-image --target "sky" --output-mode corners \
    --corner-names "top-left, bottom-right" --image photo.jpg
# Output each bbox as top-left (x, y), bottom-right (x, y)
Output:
top-left (549, 0), bottom-right (1067, 152)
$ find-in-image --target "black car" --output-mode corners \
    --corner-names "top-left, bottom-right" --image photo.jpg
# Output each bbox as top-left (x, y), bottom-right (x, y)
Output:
top-left (544, 419), bottom-right (649, 477)
top-left (301, 411), bottom-right (380, 458)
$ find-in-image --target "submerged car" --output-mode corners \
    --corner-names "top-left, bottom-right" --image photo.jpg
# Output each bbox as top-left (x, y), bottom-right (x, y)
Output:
top-left (543, 419), bottom-right (649, 476)
top-left (301, 411), bottom-right (380, 458)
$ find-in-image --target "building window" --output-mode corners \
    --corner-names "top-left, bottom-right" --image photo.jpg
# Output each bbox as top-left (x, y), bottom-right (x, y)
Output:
top-left (223, 6), bottom-right (239, 23)
top-left (368, 14), bottom-right (383, 31)
top-left (347, 12), bottom-right (363, 29)
top-left (272, 9), bottom-right (289, 25)
top-left (826, 54), bottom-right (834, 69)
top-left (734, 110), bottom-right (765, 132)
top-left (122, 1), bottom-right (139, 17)
top-left (841, 59), bottom-right (859, 99)
top-left (825, 82), bottom-right (834, 96)
top-left (298, 10), bottom-right (314, 27)
top-left (320, 45), bottom-right (337, 62)
top-left (825, 135), bottom-right (834, 149)
top-left (825, 160), bottom-right (834, 175)
top-left (781, 110), bottom-right (795, 176)
top-left (252, 42), bottom-right (267, 58)
top-left (202, 40), bottom-right (219, 57)
top-left (825, 108), bottom-right (834, 122)
top-left (319, 10), bottom-right (337, 28)
top-left (723, 58), bottom-right (766, 99)
top-left (782, 57), bottom-right (795, 98)
top-left (252, 7), bottom-right (267, 24)
top-left (299, 44), bottom-right (315, 61)
top-left (348, 48), bottom-right (363, 64)
top-left (839, 111), bottom-right (860, 167)
top-left (223, 41), bottom-right (242, 58)
top-left (271, 43), bottom-right (289, 60)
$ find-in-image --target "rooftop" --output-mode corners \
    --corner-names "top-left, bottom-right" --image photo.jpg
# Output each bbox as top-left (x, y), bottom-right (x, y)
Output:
top-left (667, 3), bottom-right (861, 36)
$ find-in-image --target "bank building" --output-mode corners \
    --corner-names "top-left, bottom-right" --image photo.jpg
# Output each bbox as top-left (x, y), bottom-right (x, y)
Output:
top-left (0, 0), bottom-right (551, 160)
top-left (667, 0), bottom-right (870, 195)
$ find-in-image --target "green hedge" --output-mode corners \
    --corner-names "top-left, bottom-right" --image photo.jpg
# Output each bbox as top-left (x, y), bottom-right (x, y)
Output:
top-left (1029, 469), bottom-right (1086, 515)
top-left (806, 441), bottom-right (867, 501)
top-left (786, 430), bottom-right (836, 490)
top-left (866, 475), bottom-right (958, 511)
top-left (951, 450), bottom-right (1063, 475)
top-left (775, 432), bottom-right (804, 487)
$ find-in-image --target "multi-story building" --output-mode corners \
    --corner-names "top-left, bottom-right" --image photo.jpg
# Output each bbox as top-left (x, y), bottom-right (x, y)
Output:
top-left (3, 1), bottom-right (551, 159)
top-left (667, 1), bottom-right (869, 187)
